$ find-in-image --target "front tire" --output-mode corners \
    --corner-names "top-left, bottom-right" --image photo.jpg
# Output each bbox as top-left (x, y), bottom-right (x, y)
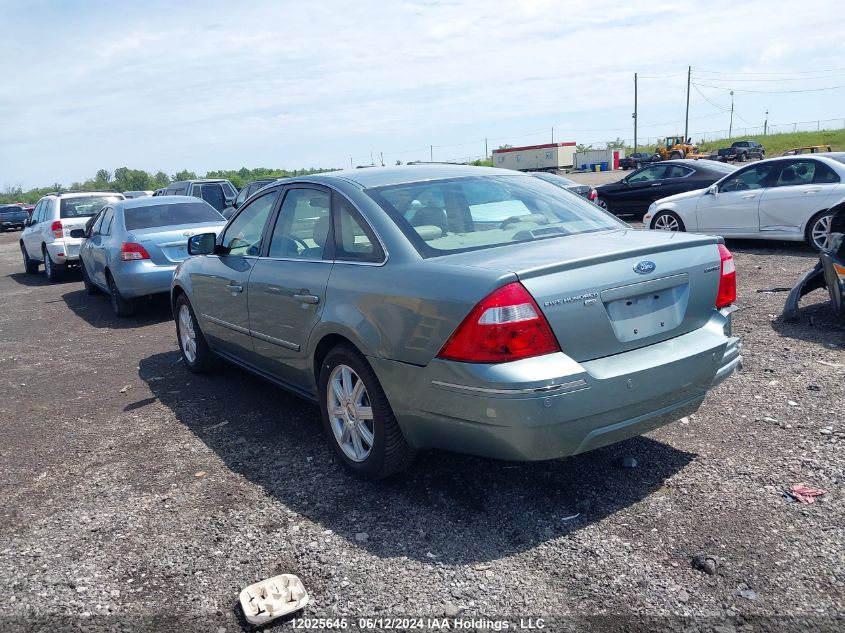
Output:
top-left (80, 260), bottom-right (99, 295)
top-left (806, 211), bottom-right (833, 252)
top-left (318, 345), bottom-right (415, 480)
top-left (651, 210), bottom-right (686, 232)
top-left (42, 246), bottom-right (64, 282)
top-left (107, 272), bottom-right (136, 317)
top-left (21, 243), bottom-right (39, 274)
top-left (175, 294), bottom-right (218, 372)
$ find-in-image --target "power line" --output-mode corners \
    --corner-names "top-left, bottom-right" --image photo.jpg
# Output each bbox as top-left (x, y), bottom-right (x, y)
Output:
top-left (691, 83), bottom-right (754, 125)
top-left (694, 74), bottom-right (845, 82)
top-left (693, 81), bottom-right (845, 94)
top-left (695, 67), bottom-right (845, 75)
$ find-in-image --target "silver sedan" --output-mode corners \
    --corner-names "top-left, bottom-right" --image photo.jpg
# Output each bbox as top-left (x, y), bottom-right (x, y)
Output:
top-left (75, 196), bottom-right (226, 316)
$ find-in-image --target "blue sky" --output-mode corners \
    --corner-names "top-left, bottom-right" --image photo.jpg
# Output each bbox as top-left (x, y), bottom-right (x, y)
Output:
top-left (1, 0), bottom-right (844, 188)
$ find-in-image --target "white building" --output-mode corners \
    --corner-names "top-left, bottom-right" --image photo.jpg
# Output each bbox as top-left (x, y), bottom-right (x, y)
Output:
top-left (492, 142), bottom-right (577, 171)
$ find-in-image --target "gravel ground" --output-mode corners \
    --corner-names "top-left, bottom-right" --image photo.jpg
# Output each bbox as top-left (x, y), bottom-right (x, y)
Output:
top-left (0, 226), bottom-right (843, 632)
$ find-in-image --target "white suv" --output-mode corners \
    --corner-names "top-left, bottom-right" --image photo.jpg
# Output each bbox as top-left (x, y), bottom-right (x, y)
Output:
top-left (21, 192), bottom-right (124, 281)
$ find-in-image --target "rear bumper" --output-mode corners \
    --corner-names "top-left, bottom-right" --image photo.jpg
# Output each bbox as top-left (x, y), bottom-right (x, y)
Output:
top-left (112, 262), bottom-right (177, 298)
top-left (370, 309), bottom-right (740, 461)
top-left (45, 239), bottom-right (82, 264)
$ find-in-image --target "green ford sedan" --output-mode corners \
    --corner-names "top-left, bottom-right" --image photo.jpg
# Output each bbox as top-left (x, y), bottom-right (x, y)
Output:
top-left (172, 165), bottom-right (740, 479)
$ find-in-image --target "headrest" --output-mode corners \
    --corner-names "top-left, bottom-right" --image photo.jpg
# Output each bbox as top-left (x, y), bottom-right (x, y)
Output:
top-left (414, 225), bottom-right (443, 241)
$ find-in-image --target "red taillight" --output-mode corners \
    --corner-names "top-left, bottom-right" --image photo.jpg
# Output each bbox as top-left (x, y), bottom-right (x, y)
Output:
top-left (120, 242), bottom-right (151, 261)
top-left (50, 220), bottom-right (63, 238)
top-left (588, 189), bottom-right (597, 201)
top-left (715, 244), bottom-right (736, 308)
top-left (437, 282), bottom-right (560, 363)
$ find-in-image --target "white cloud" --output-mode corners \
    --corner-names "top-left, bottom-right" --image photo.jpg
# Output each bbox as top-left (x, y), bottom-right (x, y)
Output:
top-left (1, 0), bottom-right (843, 187)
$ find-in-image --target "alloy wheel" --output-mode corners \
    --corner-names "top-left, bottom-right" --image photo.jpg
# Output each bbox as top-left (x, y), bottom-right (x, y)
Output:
top-left (178, 304), bottom-right (197, 363)
top-left (811, 214), bottom-right (833, 252)
top-left (654, 213), bottom-right (680, 231)
top-left (327, 364), bottom-right (374, 462)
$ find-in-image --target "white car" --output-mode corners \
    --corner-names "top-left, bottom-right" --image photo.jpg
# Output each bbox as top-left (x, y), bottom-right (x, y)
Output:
top-left (20, 191), bottom-right (125, 281)
top-left (643, 154), bottom-right (845, 252)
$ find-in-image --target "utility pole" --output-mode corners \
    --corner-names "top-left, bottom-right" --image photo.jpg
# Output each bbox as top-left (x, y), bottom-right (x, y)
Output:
top-left (484, 137), bottom-right (488, 159)
top-left (350, 157), bottom-right (353, 168)
top-left (430, 145), bottom-right (433, 162)
top-left (633, 72), bottom-right (638, 152)
top-left (370, 149), bottom-right (374, 166)
top-left (728, 90), bottom-right (734, 138)
top-left (684, 65), bottom-right (691, 140)
top-left (764, 109), bottom-right (768, 135)
top-left (380, 151), bottom-right (384, 166)
top-left (551, 126), bottom-right (554, 143)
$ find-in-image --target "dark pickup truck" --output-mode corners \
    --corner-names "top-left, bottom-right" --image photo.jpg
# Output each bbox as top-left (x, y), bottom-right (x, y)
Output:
top-left (0, 204), bottom-right (29, 231)
top-left (618, 152), bottom-right (658, 170)
top-left (715, 140), bottom-right (765, 162)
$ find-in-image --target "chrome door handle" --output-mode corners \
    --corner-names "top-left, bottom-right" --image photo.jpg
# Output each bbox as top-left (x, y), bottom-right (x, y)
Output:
top-left (804, 189), bottom-right (821, 194)
top-left (649, 183), bottom-right (662, 187)
top-left (226, 283), bottom-right (243, 293)
top-left (741, 194), bottom-right (757, 199)
top-left (293, 293), bottom-right (319, 304)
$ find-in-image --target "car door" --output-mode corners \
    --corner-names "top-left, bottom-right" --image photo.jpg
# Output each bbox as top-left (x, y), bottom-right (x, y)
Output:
top-left (89, 207), bottom-right (114, 286)
top-left (757, 159), bottom-right (842, 235)
top-left (79, 208), bottom-right (107, 286)
top-left (615, 165), bottom-right (669, 212)
top-left (247, 186), bottom-right (335, 387)
top-left (696, 162), bottom-right (776, 234)
top-left (22, 201), bottom-right (44, 256)
top-left (189, 187), bottom-right (279, 361)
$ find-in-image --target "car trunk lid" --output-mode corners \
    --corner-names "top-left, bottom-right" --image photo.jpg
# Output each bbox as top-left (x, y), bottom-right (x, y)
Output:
top-left (127, 222), bottom-right (225, 264)
top-left (440, 229), bottom-right (724, 362)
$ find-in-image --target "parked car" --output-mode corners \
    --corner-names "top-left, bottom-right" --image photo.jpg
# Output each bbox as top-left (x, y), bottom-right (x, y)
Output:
top-left (715, 140), bottom-right (765, 163)
top-left (595, 159), bottom-right (736, 216)
top-left (618, 152), bottom-right (658, 170)
top-left (20, 191), bottom-right (125, 281)
top-left (782, 145), bottom-right (832, 156)
top-left (644, 154), bottom-right (845, 252)
top-left (232, 178), bottom-right (277, 212)
top-left (159, 179), bottom-right (238, 217)
top-left (73, 196), bottom-right (227, 316)
top-left (0, 204), bottom-right (29, 231)
top-left (784, 196), bottom-right (845, 320)
top-left (529, 172), bottom-right (597, 203)
top-left (172, 164), bottom-right (740, 479)
top-left (123, 190), bottom-right (154, 199)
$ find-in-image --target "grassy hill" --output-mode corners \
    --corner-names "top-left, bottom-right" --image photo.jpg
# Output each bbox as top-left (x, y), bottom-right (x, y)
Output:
top-left (663, 129), bottom-right (845, 156)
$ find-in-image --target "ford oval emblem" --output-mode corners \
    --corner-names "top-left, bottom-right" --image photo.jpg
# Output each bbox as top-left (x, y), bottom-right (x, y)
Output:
top-left (634, 260), bottom-right (656, 275)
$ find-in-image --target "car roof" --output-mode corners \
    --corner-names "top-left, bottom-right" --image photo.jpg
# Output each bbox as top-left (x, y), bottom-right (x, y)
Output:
top-left (116, 195), bottom-right (208, 210)
top-left (43, 191), bottom-right (124, 199)
top-left (288, 164), bottom-right (528, 189)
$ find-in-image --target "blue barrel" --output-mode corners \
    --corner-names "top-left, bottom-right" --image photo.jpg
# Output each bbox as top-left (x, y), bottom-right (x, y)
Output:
top-left (600, 161), bottom-right (608, 171)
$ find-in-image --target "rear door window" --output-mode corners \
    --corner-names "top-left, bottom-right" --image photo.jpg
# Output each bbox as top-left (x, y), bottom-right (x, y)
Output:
top-left (98, 208), bottom-right (115, 236)
top-left (333, 193), bottom-right (383, 262)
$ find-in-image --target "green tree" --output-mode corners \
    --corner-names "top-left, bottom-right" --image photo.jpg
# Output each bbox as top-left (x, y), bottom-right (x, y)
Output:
top-left (172, 169), bottom-right (197, 181)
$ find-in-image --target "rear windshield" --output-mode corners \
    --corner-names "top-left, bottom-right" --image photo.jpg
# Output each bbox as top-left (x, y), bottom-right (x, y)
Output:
top-left (367, 175), bottom-right (622, 257)
top-left (123, 201), bottom-right (224, 231)
top-left (60, 196), bottom-right (121, 219)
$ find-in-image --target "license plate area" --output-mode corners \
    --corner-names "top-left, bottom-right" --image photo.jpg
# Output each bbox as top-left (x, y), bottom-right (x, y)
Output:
top-left (602, 274), bottom-right (689, 343)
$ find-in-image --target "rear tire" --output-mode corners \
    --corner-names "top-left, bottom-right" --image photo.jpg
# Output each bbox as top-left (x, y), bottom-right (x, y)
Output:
top-left (318, 345), bottom-right (415, 480)
top-left (107, 272), bottom-right (136, 317)
top-left (821, 253), bottom-right (844, 319)
top-left (596, 197), bottom-right (612, 213)
top-left (21, 243), bottom-right (38, 274)
top-left (651, 210), bottom-right (686, 232)
top-left (42, 246), bottom-right (64, 282)
top-left (806, 210), bottom-right (833, 252)
top-left (175, 294), bottom-right (219, 372)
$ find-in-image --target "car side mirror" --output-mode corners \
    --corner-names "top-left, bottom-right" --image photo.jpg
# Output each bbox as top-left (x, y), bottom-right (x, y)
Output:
top-left (69, 228), bottom-right (86, 239)
top-left (187, 232), bottom-right (217, 255)
top-left (707, 184), bottom-right (719, 196)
